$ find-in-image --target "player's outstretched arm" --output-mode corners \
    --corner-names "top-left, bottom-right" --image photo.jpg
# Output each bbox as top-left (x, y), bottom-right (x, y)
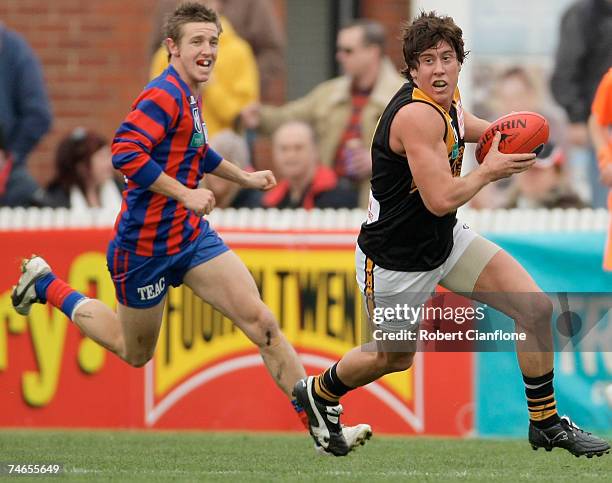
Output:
top-left (210, 159), bottom-right (277, 190)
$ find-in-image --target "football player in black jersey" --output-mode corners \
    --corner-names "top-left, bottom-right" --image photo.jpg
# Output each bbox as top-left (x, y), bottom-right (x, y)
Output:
top-left (293, 11), bottom-right (610, 459)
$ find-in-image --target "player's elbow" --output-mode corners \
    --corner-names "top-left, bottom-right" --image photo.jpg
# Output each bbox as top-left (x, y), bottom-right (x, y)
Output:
top-left (424, 197), bottom-right (453, 217)
top-left (111, 156), bottom-right (122, 171)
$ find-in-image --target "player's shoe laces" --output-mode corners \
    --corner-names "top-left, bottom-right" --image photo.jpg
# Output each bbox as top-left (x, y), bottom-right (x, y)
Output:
top-left (314, 423), bottom-right (372, 456)
top-left (12, 255), bottom-right (51, 316)
top-left (293, 376), bottom-right (350, 456)
top-left (529, 416), bottom-right (610, 458)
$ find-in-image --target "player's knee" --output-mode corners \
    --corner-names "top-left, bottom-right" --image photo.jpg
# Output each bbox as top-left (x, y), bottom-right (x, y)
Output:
top-left (124, 350), bottom-right (154, 368)
top-left (243, 303), bottom-right (281, 347)
top-left (533, 293), bottom-right (553, 322)
top-left (518, 293), bottom-right (553, 326)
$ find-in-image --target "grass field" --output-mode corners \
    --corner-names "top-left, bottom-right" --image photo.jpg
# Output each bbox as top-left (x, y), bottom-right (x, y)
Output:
top-left (1, 430), bottom-right (610, 481)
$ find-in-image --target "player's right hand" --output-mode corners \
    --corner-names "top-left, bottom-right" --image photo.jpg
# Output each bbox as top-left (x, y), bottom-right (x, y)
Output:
top-left (481, 131), bottom-right (536, 182)
top-left (181, 188), bottom-right (216, 216)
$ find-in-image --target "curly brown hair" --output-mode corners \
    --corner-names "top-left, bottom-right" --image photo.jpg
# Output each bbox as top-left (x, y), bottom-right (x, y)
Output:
top-left (400, 11), bottom-right (467, 80)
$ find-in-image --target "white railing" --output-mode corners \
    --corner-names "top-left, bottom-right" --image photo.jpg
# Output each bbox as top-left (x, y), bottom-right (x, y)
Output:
top-left (0, 206), bottom-right (608, 233)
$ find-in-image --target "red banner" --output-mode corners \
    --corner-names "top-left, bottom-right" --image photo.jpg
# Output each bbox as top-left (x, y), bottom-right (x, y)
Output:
top-left (0, 228), bottom-right (473, 435)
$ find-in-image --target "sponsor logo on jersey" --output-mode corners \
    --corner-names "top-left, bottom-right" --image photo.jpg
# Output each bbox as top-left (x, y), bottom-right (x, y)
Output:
top-left (137, 277), bottom-right (166, 301)
top-left (189, 96), bottom-right (207, 147)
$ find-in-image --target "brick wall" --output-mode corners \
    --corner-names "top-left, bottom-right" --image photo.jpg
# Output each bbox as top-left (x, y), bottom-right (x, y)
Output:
top-left (0, 0), bottom-right (407, 185)
top-left (0, 0), bottom-right (157, 186)
top-left (361, 0), bottom-right (411, 73)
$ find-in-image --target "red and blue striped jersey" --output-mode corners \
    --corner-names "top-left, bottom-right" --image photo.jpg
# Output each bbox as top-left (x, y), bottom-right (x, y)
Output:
top-left (111, 65), bottom-right (222, 256)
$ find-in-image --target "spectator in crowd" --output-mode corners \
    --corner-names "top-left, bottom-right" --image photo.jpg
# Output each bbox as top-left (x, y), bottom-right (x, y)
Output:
top-left (471, 66), bottom-right (577, 208)
top-left (588, 67), bottom-right (612, 270)
top-left (502, 145), bottom-right (586, 209)
top-left (150, 0), bottom-right (259, 140)
top-left (41, 128), bottom-right (122, 211)
top-left (0, 126), bottom-right (13, 202)
top-left (203, 130), bottom-right (262, 208)
top-left (494, 67), bottom-right (568, 152)
top-left (241, 19), bottom-right (405, 206)
top-left (215, 0), bottom-right (284, 101)
top-left (550, 0), bottom-right (612, 208)
top-left (0, 23), bottom-right (52, 207)
top-left (261, 121), bottom-right (358, 209)
top-left (151, 0), bottom-right (283, 101)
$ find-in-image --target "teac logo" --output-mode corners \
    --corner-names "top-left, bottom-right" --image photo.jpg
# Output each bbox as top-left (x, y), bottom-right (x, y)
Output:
top-left (137, 277), bottom-right (165, 301)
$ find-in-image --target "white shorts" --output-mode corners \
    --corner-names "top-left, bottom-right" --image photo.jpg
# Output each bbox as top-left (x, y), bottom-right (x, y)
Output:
top-left (355, 221), bottom-right (500, 331)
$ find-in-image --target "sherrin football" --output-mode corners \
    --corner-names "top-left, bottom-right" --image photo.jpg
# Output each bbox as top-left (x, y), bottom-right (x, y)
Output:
top-left (475, 111), bottom-right (549, 164)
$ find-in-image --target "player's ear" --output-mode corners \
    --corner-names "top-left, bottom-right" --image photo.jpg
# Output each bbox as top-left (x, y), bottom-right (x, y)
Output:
top-left (166, 38), bottom-right (180, 57)
top-left (409, 67), bottom-right (417, 81)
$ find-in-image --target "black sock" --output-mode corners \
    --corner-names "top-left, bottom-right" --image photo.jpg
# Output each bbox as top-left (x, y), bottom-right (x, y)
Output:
top-left (523, 369), bottom-right (561, 429)
top-left (312, 362), bottom-right (353, 405)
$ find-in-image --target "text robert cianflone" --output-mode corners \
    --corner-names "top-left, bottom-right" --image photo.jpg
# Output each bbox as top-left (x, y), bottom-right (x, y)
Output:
top-left (371, 304), bottom-right (486, 325)
top-left (372, 329), bottom-right (527, 342)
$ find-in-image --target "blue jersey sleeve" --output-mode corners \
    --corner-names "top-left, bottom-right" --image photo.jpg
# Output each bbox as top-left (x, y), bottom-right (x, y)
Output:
top-left (203, 146), bottom-right (223, 173)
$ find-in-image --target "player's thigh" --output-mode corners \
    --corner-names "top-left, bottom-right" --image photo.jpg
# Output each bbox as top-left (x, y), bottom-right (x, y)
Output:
top-left (116, 296), bottom-right (166, 354)
top-left (471, 249), bottom-right (551, 321)
top-left (356, 245), bottom-right (434, 353)
top-left (183, 250), bottom-right (265, 326)
top-left (439, 233), bottom-right (500, 294)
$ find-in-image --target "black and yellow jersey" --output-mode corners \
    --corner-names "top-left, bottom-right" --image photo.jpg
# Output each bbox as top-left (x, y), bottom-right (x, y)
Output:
top-left (357, 82), bottom-right (466, 271)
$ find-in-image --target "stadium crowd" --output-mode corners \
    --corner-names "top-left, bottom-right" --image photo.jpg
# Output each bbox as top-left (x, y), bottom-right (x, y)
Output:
top-left (0, 0), bottom-right (610, 251)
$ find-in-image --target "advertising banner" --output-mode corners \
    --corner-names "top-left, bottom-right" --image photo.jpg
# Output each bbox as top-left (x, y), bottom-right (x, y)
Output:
top-left (0, 228), bottom-right (473, 436)
top-left (476, 232), bottom-right (612, 436)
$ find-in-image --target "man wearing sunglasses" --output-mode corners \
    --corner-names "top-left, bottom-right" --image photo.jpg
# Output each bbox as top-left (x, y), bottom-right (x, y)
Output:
top-left (241, 19), bottom-right (404, 206)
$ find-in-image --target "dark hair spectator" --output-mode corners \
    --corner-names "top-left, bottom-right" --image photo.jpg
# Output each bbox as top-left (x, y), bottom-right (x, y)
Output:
top-left (342, 19), bottom-right (387, 52)
top-left (41, 128), bottom-right (122, 211)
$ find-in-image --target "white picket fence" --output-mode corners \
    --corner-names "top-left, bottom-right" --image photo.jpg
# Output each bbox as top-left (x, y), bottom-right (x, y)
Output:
top-left (0, 206), bottom-right (608, 233)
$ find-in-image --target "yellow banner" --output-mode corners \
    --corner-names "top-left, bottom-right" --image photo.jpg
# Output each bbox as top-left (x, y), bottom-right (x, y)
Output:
top-left (155, 248), bottom-right (413, 404)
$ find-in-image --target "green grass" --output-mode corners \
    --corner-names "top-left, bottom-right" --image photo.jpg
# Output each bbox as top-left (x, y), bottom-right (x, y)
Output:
top-left (0, 430), bottom-right (610, 482)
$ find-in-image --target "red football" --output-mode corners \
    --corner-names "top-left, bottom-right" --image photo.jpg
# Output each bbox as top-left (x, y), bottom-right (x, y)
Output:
top-left (475, 111), bottom-right (549, 164)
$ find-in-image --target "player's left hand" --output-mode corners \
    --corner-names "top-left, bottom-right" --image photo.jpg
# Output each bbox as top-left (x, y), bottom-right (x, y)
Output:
top-left (244, 170), bottom-right (277, 191)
